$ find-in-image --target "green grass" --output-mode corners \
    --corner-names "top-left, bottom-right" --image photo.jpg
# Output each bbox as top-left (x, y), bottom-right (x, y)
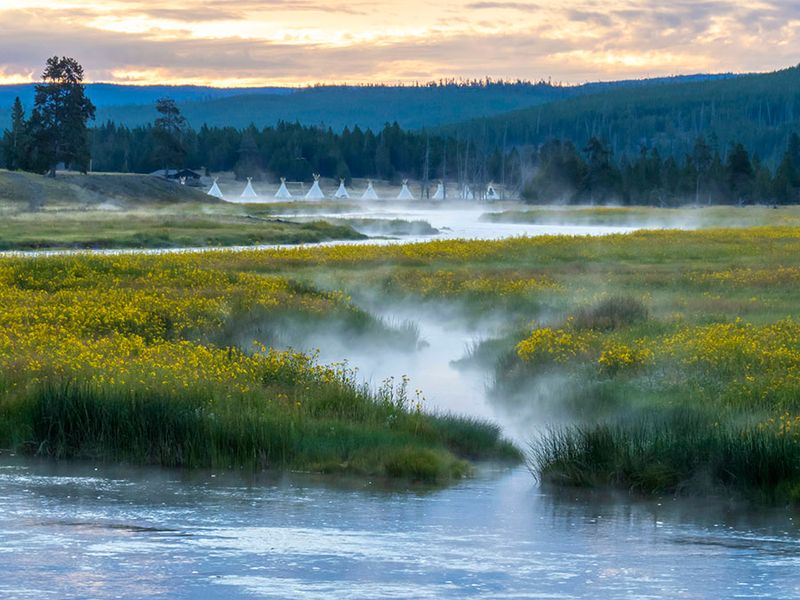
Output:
top-left (0, 170), bottom-right (367, 250)
top-left (0, 214), bottom-right (364, 250)
top-left (6, 223), bottom-right (800, 493)
top-left (5, 372), bottom-right (519, 484)
top-left (532, 411), bottom-right (800, 502)
top-left (481, 205), bottom-right (800, 228)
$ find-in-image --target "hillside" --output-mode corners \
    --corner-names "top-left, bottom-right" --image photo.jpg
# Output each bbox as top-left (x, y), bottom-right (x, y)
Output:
top-left (94, 84), bottom-right (575, 131)
top-left (1, 74), bottom-right (733, 132)
top-left (0, 170), bottom-right (210, 209)
top-left (0, 84), bottom-right (290, 112)
top-left (444, 66), bottom-right (800, 165)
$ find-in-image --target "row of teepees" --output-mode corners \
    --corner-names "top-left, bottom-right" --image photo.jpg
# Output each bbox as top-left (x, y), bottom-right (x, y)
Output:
top-left (208, 176), bottom-right (499, 201)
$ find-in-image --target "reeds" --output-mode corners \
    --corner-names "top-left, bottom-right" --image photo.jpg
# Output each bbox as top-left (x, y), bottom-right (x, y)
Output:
top-left (531, 411), bottom-right (800, 502)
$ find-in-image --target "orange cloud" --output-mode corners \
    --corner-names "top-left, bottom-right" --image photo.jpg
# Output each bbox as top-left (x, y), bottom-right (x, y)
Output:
top-left (0, 1), bottom-right (798, 86)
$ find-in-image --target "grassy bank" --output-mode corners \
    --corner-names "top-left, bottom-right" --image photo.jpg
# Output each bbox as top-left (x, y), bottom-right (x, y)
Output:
top-left (0, 170), bottom-right (367, 250)
top-left (0, 209), bottom-right (364, 250)
top-left (532, 411), bottom-right (800, 501)
top-left (481, 205), bottom-right (800, 229)
top-left (0, 254), bottom-right (518, 482)
top-left (0, 170), bottom-right (209, 208)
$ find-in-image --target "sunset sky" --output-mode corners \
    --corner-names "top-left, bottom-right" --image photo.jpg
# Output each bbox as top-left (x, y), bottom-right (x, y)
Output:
top-left (1, 1), bottom-right (798, 87)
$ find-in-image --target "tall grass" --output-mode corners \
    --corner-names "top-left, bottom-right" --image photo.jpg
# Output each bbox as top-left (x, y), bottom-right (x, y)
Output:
top-left (571, 296), bottom-right (649, 331)
top-left (531, 412), bottom-right (800, 502)
top-left (7, 374), bottom-right (518, 483)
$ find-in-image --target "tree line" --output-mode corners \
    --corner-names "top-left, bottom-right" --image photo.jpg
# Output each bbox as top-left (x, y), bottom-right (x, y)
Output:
top-left (523, 135), bottom-right (800, 205)
top-left (84, 118), bottom-right (800, 205)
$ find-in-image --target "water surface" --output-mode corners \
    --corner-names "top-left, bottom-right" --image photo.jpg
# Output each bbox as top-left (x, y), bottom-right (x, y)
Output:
top-left (2, 458), bottom-right (799, 599)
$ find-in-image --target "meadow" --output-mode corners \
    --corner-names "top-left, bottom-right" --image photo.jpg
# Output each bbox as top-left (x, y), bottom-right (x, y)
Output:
top-left (182, 227), bottom-right (800, 501)
top-left (481, 205), bottom-right (800, 229)
top-left (0, 253), bottom-right (518, 482)
top-left (4, 226), bottom-right (800, 497)
top-left (0, 170), bottom-right (370, 250)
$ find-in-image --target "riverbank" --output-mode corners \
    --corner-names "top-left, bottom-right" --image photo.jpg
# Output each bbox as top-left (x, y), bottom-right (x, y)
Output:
top-left (480, 204), bottom-right (800, 229)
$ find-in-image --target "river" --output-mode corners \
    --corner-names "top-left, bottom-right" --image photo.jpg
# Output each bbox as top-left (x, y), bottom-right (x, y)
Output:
top-left (2, 206), bottom-right (799, 599)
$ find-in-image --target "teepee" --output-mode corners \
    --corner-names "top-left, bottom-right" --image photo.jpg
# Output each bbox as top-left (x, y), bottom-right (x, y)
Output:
top-left (461, 185), bottom-right (474, 201)
top-left (361, 180), bottom-right (378, 200)
top-left (207, 178), bottom-right (224, 200)
top-left (275, 177), bottom-right (292, 199)
top-left (432, 182), bottom-right (444, 201)
top-left (334, 178), bottom-right (350, 199)
top-left (397, 179), bottom-right (415, 200)
top-left (305, 174), bottom-right (325, 200)
top-left (486, 183), bottom-right (500, 202)
top-left (240, 177), bottom-right (258, 200)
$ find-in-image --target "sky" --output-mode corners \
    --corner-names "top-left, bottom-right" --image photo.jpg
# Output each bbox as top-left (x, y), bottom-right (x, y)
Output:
top-left (0, 0), bottom-right (798, 87)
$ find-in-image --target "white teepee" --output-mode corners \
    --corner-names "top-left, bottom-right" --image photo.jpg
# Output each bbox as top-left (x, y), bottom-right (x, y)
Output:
top-left (432, 182), bottom-right (444, 201)
top-left (275, 177), bottom-right (292, 199)
top-left (207, 178), bottom-right (224, 200)
top-left (361, 180), bottom-right (378, 200)
top-left (397, 179), bottom-right (415, 200)
top-left (486, 183), bottom-right (499, 201)
top-left (334, 178), bottom-right (350, 199)
top-left (461, 185), bottom-right (474, 200)
top-left (305, 174), bottom-right (325, 200)
top-left (240, 177), bottom-right (258, 200)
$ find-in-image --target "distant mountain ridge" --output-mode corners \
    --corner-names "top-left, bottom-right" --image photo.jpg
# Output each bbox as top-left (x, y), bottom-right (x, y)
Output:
top-left (0, 83), bottom-right (291, 110)
top-left (0, 73), bottom-right (736, 131)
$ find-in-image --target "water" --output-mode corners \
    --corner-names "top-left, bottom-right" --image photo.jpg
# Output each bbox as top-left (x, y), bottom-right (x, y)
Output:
top-left (2, 458), bottom-right (800, 599)
top-left (0, 205), bottom-right (637, 258)
top-left (274, 205), bottom-right (641, 242)
top-left (4, 207), bottom-right (799, 598)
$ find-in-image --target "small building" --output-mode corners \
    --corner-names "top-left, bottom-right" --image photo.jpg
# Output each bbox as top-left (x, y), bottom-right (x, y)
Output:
top-left (150, 169), bottom-right (203, 186)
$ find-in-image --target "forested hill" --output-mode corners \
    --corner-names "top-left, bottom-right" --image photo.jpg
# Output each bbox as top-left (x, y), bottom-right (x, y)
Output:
top-left (0, 83), bottom-right (290, 111)
top-left (1, 74), bottom-right (733, 132)
top-left (443, 66), bottom-right (800, 166)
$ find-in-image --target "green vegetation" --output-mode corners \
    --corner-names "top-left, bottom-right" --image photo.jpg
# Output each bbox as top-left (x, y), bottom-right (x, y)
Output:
top-left (0, 209), bottom-right (364, 250)
top-left (449, 65), bottom-right (800, 167)
top-left (6, 222), bottom-right (800, 497)
top-left (532, 412), bottom-right (800, 501)
top-left (0, 252), bottom-right (519, 482)
top-left (481, 205), bottom-right (800, 228)
top-left (0, 170), bottom-right (208, 208)
top-left (177, 228), bottom-right (800, 502)
top-left (0, 171), bottom-right (366, 250)
top-left (90, 81), bottom-right (576, 131)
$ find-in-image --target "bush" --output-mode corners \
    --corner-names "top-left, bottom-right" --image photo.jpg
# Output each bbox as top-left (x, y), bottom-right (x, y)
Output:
top-left (572, 296), bottom-right (649, 331)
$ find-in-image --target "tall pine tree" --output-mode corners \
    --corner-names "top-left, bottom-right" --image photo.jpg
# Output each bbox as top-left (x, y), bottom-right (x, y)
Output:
top-left (29, 56), bottom-right (96, 176)
top-left (1, 97), bottom-right (28, 170)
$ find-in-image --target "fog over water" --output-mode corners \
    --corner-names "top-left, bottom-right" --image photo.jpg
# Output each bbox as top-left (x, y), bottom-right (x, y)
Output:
top-left (3, 207), bottom-right (800, 599)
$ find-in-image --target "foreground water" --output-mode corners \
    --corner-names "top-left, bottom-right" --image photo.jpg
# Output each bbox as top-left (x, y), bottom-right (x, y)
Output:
top-left (2, 457), bottom-right (800, 599)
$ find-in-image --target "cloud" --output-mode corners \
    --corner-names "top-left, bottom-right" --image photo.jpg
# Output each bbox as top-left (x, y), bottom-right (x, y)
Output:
top-left (0, 1), bottom-right (798, 86)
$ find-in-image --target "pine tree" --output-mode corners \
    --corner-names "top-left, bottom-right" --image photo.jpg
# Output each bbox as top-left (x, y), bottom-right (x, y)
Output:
top-left (692, 137), bottom-right (712, 205)
top-left (29, 56), bottom-right (96, 176)
top-left (726, 143), bottom-right (754, 205)
top-left (1, 97), bottom-right (27, 170)
top-left (153, 98), bottom-right (187, 174)
top-left (774, 133), bottom-right (800, 204)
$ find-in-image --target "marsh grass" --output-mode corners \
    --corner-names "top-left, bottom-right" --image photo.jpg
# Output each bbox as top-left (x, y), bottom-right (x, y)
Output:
top-left (571, 296), bottom-right (649, 331)
top-left (14, 374), bottom-right (515, 483)
top-left (531, 411), bottom-right (800, 502)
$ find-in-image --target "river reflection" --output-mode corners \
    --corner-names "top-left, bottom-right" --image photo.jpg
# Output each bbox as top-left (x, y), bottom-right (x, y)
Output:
top-left (1, 457), bottom-right (799, 599)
